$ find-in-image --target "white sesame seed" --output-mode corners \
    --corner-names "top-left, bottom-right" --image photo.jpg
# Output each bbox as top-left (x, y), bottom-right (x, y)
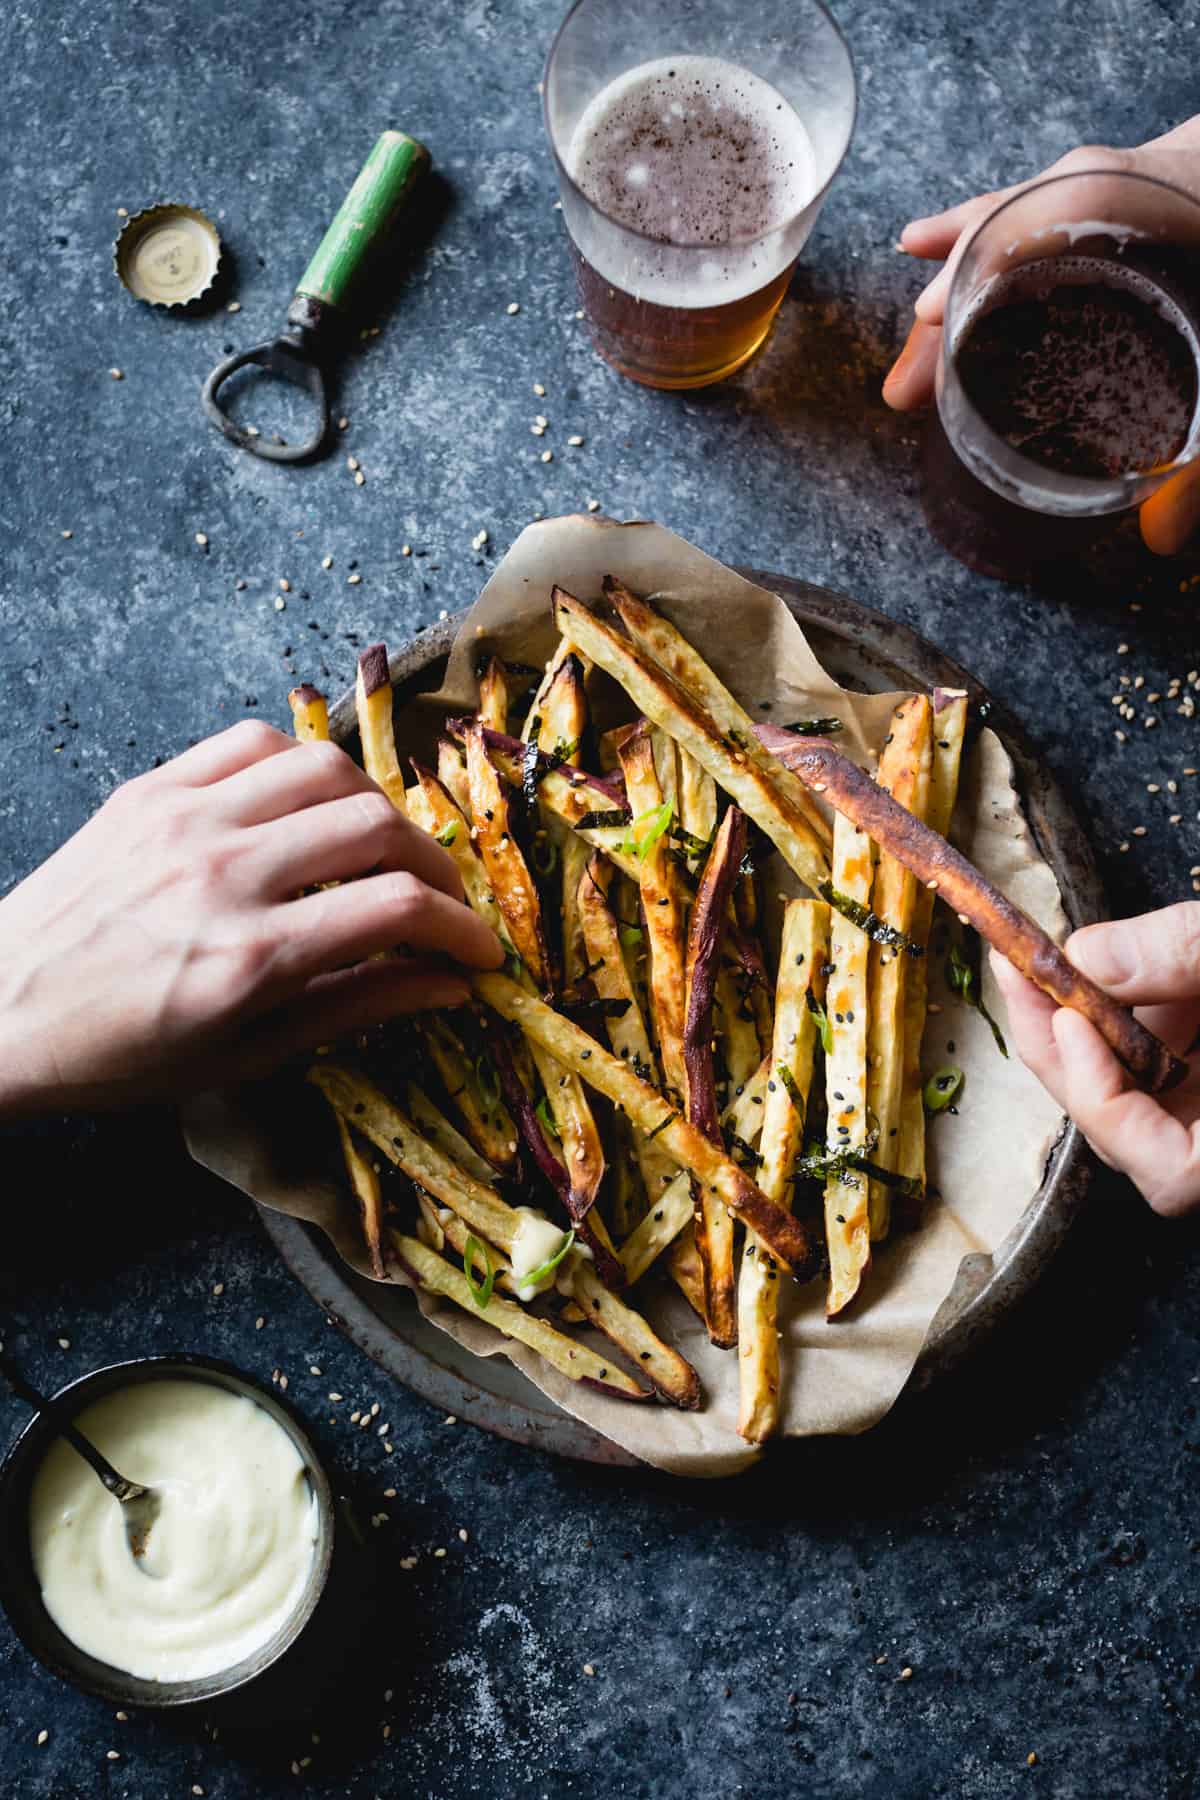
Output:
top-left (400, 1555), bottom-right (418, 1570)
top-left (274, 596), bottom-right (286, 611)
top-left (321, 555), bottom-right (333, 569)
top-left (434, 1546), bottom-right (447, 1558)
top-left (402, 543), bottom-right (411, 556)
top-left (1118, 842), bottom-right (1130, 853)
top-left (370, 1401), bottom-right (380, 1416)
top-left (61, 529), bottom-right (73, 539)
top-left (194, 532), bottom-right (208, 547)
top-left (530, 423), bottom-right (546, 436)
top-left (443, 1415), bottom-right (457, 1425)
top-left (533, 382), bottom-right (546, 396)
top-left (37, 1731), bottom-right (48, 1746)
top-left (279, 578), bottom-right (291, 592)
top-left (384, 1487), bottom-right (397, 1498)
top-left (1117, 642), bottom-right (1129, 654)
top-left (193, 1787), bottom-right (205, 1796)
top-left (1133, 826), bottom-right (1147, 837)
top-left (438, 608), bottom-right (448, 620)
top-left (347, 456), bottom-right (359, 471)
top-left (114, 1712), bottom-right (127, 1722)
top-left (899, 1667), bottom-right (913, 1681)
top-left (567, 435), bottom-right (584, 447)
top-left (212, 1282), bottom-right (224, 1296)
top-left (255, 1315), bottom-right (265, 1329)
top-left (471, 529), bottom-right (488, 551)
top-left (540, 449), bottom-right (553, 462)
top-left (309, 1365), bottom-right (321, 1376)
top-left (226, 300), bottom-right (241, 313)
top-left (586, 499), bottom-right (600, 512)
top-left (338, 416), bottom-right (349, 430)
top-left (278, 1374), bottom-right (289, 1390)
top-left (1169, 814), bottom-right (1182, 824)
top-left (583, 1663), bottom-right (596, 1676)
top-left (116, 205), bottom-right (128, 216)
top-left (348, 572), bottom-right (362, 585)
top-left (106, 1750), bottom-right (120, 1760)
top-left (350, 1410), bottom-right (361, 1423)
top-left (329, 1391), bottom-right (343, 1402)
top-left (110, 367), bottom-right (123, 380)
top-left (575, 309), bottom-right (584, 319)
top-left (354, 470), bottom-right (365, 486)
top-left (58, 1338), bottom-right (70, 1349)
top-left (458, 1527), bottom-right (469, 1542)
top-left (506, 302), bottom-right (520, 315)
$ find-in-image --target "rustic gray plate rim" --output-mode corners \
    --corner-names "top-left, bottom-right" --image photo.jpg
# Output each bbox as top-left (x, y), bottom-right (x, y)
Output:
top-left (257, 571), bottom-right (1097, 1468)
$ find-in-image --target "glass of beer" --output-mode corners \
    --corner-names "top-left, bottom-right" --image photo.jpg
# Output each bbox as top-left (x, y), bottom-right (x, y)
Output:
top-left (922, 169), bottom-right (1200, 579)
top-left (543, 0), bottom-right (856, 389)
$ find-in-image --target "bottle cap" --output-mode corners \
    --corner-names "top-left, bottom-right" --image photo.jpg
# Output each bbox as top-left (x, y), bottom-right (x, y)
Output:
top-left (113, 204), bottom-right (222, 307)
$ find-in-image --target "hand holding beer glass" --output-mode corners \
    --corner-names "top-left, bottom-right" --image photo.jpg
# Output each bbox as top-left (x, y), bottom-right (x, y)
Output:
top-left (543, 0), bottom-right (856, 389)
top-left (884, 117), bottom-right (1200, 569)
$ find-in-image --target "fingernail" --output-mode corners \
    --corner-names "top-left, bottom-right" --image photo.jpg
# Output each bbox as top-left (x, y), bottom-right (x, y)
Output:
top-left (1066, 922), bottom-right (1132, 988)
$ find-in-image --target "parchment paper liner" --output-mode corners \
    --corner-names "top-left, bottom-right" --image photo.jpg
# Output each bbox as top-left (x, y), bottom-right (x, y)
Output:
top-left (184, 517), bottom-right (1067, 1478)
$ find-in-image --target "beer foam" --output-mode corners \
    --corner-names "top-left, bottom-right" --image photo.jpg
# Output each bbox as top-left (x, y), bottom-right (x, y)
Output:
top-left (565, 55), bottom-right (817, 307)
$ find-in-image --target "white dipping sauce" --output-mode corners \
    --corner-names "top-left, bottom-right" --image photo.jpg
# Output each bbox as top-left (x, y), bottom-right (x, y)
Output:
top-left (29, 1379), bottom-right (318, 1683)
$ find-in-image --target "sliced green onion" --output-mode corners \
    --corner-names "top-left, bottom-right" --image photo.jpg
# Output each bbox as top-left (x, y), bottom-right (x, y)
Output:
top-left (806, 990), bottom-right (833, 1055)
top-left (621, 801), bottom-right (674, 860)
top-left (531, 834), bottom-right (559, 877)
top-left (777, 1063), bottom-right (805, 1116)
top-left (619, 924), bottom-right (644, 952)
top-left (947, 936), bottom-right (1008, 1057)
top-left (434, 822), bottom-right (457, 848)
top-left (474, 1054), bottom-right (502, 1109)
top-left (534, 1095), bottom-right (561, 1141)
top-left (463, 1235), bottom-right (495, 1310)
top-left (924, 1065), bottom-right (964, 1113)
top-left (517, 1228), bottom-right (575, 1292)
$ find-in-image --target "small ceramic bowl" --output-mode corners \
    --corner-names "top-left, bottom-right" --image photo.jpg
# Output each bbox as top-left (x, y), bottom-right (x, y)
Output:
top-left (0, 1353), bottom-right (335, 1708)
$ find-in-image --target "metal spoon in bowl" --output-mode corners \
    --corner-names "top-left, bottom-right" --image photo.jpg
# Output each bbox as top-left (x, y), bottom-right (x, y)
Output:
top-left (0, 1351), bottom-right (161, 1566)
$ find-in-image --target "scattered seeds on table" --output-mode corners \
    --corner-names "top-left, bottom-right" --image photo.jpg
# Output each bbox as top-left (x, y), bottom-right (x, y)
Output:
top-left (583, 1663), bottom-right (596, 1676)
top-left (506, 302), bottom-right (520, 315)
top-left (401, 543), bottom-right (411, 556)
top-left (541, 449), bottom-right (553, 463)
top-left (279, 578), bottom-right (291, 592)
top-left (533, 381), bottom-right (546, 397)
top-left (212, 1282), bottom-right (224, 1296)
top-left (309, 1365), bottom-right (321, 1376)
top-left (567, 434), bottom-right (584, 447)
top-left (274, 597), bottom-right (286, 612)
top-left (347, 456), bottom-right (359, 471)
top-left (227, 301), bottom-right (241, 313)
top-left (348, 572), bottom-right (362, 586)
top-left (458, 1527), bottom-right (469, 1542)
top-left (61, 529), bottom-right (73, 539)
top-left (321, 555), bottom-right (333, 570)
top-left (195, 532), bottom-right (208, 547)
top-left (338, 416), bottom-right (349, 430)
top-left (116, 205), bottom-right (128, 217)
top-left (329, 1391), bottom-right (343, 1401)
top-left (255, 1315), bottom-right (264, 1329)
top-left (898, 1667), bottom-right (913, 1681)
top-left (471, 529), bottom-right (488, 551)
top-left (36, 1731), bottom-right (48, 1747)
top-left (354, 471), bottom-right (365, 486)
top-left (433, 1547), bottom-right (447, 1558)
top-left (444, 1414), bottom-right (457, 1425)
top-left (58, 1337), bottom-right (70, 1349)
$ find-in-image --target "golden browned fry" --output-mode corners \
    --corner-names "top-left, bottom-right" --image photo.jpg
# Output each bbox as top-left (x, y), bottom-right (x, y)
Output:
top-left (332, 1111), bottom-right (386, 1279)
top-left (603, 576), bottom-right (832, 851)
top-left (666, 1230), bottom-right (706, 1319)
top-left (619, 1061), bottom-right (770, 1284)
top-left (569, 1259), bottom-right (700, 1408)
top-left (554, 588), bottom-right (831, 897)
top-left (684, 806), bottom-right (747, 1348)
top-left (465, 722), bottom-right (552, 993)
top-left (391, 1233), bottom-right (650, 1401)
top-left (410, 765), bottom-right (509, 944)
top-left (790, 742), bottom-right (1186, 1093)
top-left (619, 722), bottom-right (689, 1103)
top-left (423, 1014), bottom-right (518, 1178)
top-left (407, 1084), bottom-right (501, 1184)
top-left (477, 656), bottom-right (509, 733)
top-left (287, 685), bottom-right (329, 743)
top-left (525, 1034), bottom-right (607, 1225)
top-left (865, 696), bottom-right (933, 1240)
top-left (536, 653), bottom-right (591, 986)
top-left (414, 1190), bottom-right (518, 1290)
top-left (475, 972), bottom-right (820, 1277)
top-left (483, 737), bottom-right (640, 880)
top-left (737, 901), bottom-right (829, 1442)
top-left (354, 644), bottom-right (408, 814)
top-left (824, 810), bottom-right (874, 1317)
top-left (577, 854), bottom-right (677, 1212)
top-left (899, 695), bottom-right (969, 1193)
top-left (677, 745), bottom-right (717, 874)
top-left (437, 737), bottom-right (473, 821)
top-left (521, 637), bottom-right (592, 742)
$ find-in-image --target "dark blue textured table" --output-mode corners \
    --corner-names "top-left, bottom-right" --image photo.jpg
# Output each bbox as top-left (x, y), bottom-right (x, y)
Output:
top-left (3, 3), bottom-right (1200, 1796)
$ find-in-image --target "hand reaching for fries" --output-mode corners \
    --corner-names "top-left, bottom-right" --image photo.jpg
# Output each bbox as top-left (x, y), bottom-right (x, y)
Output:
top-left (0, 722), bottom-right (503, 1117)
top-left (882, 115), bottom-right (1200, 554)
top-left (991, 904), bottom-right (1200, 1216)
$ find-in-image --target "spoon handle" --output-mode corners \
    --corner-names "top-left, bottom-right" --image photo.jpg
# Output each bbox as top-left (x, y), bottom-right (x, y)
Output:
top-left (0, 1351), bottom-right (144, 1502)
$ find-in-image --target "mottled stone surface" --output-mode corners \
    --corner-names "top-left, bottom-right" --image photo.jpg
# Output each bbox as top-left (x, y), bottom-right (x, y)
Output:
top-left (2, 0), bottom-right (1200, 1795)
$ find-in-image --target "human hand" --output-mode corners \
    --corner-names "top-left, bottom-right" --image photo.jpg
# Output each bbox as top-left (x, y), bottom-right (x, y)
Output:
top-left (0, 722), bottom-right (503, 1116)
top-left (883, 116), bottom-right (1200, 555)
top-left (991, 904), bottom-right (1200, 1215)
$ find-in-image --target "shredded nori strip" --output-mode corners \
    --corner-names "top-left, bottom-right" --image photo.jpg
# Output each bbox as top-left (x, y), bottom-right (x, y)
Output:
top-left (819, 882), bottom-right (925, 957)
top-left (780, 717), bottom-right (844, 736)
top-left (575, 807), bottom-right (631, 831)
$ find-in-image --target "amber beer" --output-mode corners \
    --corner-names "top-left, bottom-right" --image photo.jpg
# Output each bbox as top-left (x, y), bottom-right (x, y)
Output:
top-left (562, 57), bottom-right (820, 389)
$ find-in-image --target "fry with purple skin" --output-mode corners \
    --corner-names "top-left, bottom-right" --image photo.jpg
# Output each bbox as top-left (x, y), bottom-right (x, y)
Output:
top-left (287, 684), bottom-right (329, 743)
top-left (684, 806), bottom-right (748, 1346)
top-left (333, 1113), bottom-right (386, 1278)
top-left (788, 744), bottom-right (1186, 1094)
top-left (865, 696), bottom-right (933, 1240)
top-left (535, 652), bottom-right (591, 988)
top-left (464, 723), bottom-right (553, 994)
top-left (437, 737), bottom-right (473, 821)
top-left (465, 728), bottom-right (638, 877)
top-left (354, 644), bottom-right (407, 815)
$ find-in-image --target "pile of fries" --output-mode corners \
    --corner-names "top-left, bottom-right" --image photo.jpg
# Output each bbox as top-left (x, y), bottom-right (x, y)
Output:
top-left (288, 578), bottom-right (1179, 1445)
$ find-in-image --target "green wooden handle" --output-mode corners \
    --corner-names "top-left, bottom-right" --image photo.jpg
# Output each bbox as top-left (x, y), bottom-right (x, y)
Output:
top-left (295, 131), bottom-right (430, 311)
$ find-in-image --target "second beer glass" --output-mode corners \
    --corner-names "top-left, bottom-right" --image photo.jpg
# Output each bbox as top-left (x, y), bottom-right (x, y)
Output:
top-left (543, 0), bottom-right (856, 389)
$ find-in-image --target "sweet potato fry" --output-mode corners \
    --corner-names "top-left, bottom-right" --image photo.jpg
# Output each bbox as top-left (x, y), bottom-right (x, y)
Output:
top-left (555, 587), bottom-right (831, 896)
top-left (354, 644), bottom-right (407, 814)
top-left (479, 732), bottom-right (639, 880)
top-left (477, 656), bottom-right (509, 733)
top-left (287, 684), bottom-right (329, 743)
top-left (474, 971), bottom-right (820, 1278)
top-left (521, 636), bottom-right (591, 742)
top-left (535, 653), bottom-right (591, 987)
top-left (619, 723), bottom-right (689, 1103)
top-left (737, 901), bottom-right (829, 1442)
top-left (899, 695), bottom-right (968, 1193)
top-left (619, 1060), bottom-right (770, 1284)
top-left (391, 1233), bottom-right (650, 1402)
top-left (423, 1014), bottom-right (518, 1178)
top-left (332, 1112), bottom-right (386, 1279)
top-left (410, 765), bottom-right (509, 944)
top-left (865, 696), bottom-right (933, 1240)
top-left (823, 811), bottom-right (875, 1317)
top-left (789, 743), bottom-right (1186, 1093)
top-left (603, 577), bottom-right (832, 851)
top-left (684, 806), bottom-right (747, 1347)
top-left (465, 722), bottom-right (552, 993)
top-left (437, 736), bottom-right (473, 820)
